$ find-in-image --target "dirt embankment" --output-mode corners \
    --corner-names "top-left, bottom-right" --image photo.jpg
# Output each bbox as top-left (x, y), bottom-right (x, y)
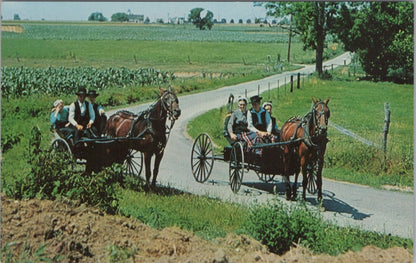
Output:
top-left (1, 195), bottom-right (412, 262)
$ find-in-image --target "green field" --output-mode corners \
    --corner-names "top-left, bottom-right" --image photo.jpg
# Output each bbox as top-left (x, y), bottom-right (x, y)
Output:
top-left (2, 21), bottom-right (339, 71)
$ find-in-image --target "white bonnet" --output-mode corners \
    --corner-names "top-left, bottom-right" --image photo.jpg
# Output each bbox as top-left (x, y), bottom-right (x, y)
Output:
top-left (237, 96), bottom-right (248, 105)
top-left (53, 99), bottom-right (63, 107)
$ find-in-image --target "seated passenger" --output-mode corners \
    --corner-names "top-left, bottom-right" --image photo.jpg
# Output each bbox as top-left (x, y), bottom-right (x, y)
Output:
top-left (262, 101), bottom-right (280, 140)
top-left (247, 95), bottom-right (274, 142)
top-left (227, 97), bottom-right (249, 142)
top-left (87, 89), bottom-right (107, 137)
top-left (50, 99), bottom-right (74, 143)
top-left (68, 88), bottom-right (95, 142)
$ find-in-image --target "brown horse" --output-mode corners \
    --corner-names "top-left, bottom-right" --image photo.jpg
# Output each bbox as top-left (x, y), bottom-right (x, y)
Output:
top-left (104, 87), bottom-right (181, 190)
top-left (280, 97), bottom-right (330, 201)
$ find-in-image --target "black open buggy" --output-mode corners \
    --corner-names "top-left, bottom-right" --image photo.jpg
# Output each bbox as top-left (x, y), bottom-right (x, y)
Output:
top-left (50, 129), bottom-right (144, 176)
top-left (190, 94), bottom-right (320, 195)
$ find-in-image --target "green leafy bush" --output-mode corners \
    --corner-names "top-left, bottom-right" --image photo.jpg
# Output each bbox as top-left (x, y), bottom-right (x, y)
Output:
top-left (244, 200), bottom-right (323, 254)
top-left (4, 126), bottom-right (122, 214)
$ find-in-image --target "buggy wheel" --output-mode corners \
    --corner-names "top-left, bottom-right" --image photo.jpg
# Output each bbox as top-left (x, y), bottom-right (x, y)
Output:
top-left (50, 138), bottom-right (74, 169)
top-left (307, 160), bottom-right (319, 194)
top-left (191, 133), bottom-right (214, 183)
top-left (256, 172), bottom-right (275, 183)
top-left (229, 142), bottom-right (244, 193)
top-left (123, 149), bottom-right (143, 177)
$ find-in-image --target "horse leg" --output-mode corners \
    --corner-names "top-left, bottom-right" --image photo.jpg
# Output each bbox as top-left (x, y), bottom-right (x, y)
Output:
top-left (143, 152), bottom-right (152, 192)
top-left (292, 173), bottom-right (299, 201)
top-left (151, 150), bottom-right (164, 189)
top-left (283, 175), bottom-right (291, 200)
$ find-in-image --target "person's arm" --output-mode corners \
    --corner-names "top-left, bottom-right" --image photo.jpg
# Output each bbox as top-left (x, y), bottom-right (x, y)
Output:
top-left (50, 112), bottom-right (57, 126)
top-left (247, 110), bottom-right (259, 133)
top-left (98, 105), bottom-right (105, 116)
top-left (87, 103), bottom-right (95, 128)
top-left (227, 113), bottom-right (237, 140)
top-left (265, 111), bottom-right (272, 133)
top-left (68, 103), bottom-right (77, 126)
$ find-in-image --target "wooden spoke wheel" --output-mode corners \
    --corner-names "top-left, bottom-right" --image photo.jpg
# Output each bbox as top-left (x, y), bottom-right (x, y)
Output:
top-left (191, 133), bottom-right (214, 183)
top-left (306, 160), bottom-right (319, 194)
top-left (229, 142), bottom-right (244, 193)
top-left (50, 138), bottom-right (74, 169)
top-left (123, 149), bottom-right (143, 177)
top-left (256, 172), bottom-right (275, 183)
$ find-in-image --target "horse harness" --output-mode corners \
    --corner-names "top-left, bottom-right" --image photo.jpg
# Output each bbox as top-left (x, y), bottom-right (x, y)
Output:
top-left (124, 91), bottom-right (177, 153)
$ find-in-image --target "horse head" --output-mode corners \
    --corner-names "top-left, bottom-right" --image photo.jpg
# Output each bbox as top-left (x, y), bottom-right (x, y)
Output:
top-left (160, 86), bottom-right (181, 120)
top-left (312, 97), bottom-right (330, 136)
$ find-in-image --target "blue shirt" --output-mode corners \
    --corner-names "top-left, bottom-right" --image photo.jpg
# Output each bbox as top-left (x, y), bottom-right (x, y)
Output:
top-left (50, 106), bottom-right (69, 128)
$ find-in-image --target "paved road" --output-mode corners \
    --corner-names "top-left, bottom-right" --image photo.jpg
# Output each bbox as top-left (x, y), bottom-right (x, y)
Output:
top-left (110, 52), bottom-right (413, 239)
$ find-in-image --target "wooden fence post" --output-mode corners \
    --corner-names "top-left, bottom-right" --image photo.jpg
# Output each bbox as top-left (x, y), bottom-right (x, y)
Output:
top-left (383, 103), bottom-right (391, 169)
top-left (297, 72), bottom-right (300, 89)
top-left (290, 75), bottom-right (294, 92)
top-left (258, 84), bottom-right (260, 95)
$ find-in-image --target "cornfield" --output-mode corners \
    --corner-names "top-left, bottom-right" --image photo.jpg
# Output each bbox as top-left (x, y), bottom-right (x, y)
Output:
top-left (1, 66), bottom-right (175, 99)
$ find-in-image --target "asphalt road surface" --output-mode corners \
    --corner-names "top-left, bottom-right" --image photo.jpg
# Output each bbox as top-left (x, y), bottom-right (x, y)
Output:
top-left (109, 52), bottom-right (413, 239)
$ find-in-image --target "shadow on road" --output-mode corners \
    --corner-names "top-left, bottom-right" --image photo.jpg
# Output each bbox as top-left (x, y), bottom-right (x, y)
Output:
top-left (242, 181), bottom-right (372, 221)
top-left (242, 181), bottom-right (301, 196)
top-left (307, 190), bottom-right (372, 220)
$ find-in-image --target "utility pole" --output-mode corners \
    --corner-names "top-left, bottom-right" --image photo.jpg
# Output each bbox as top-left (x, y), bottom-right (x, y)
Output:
top-left (287, 15), bottom-right (292, 63)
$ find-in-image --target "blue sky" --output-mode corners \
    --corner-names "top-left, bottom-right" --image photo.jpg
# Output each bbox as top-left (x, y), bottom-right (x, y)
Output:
top-left (1, 2), bottom-right (268, 22)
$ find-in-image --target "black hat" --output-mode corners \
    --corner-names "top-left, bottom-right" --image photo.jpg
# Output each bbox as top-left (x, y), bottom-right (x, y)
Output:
top-left (87, 89), bottom-right (99, 97)
top-left (76, 88), bottom-right (87, 95)
top-left (250, 95), bottom-right (262, 104)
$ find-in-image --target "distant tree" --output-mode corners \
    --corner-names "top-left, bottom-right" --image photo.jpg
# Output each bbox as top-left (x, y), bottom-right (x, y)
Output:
top-left (13, 14), bottom-right (20, 20)
top-left (333, 2), bottom-right (413, 83)
top-left (144, 17), bottom-right (150, 24)
top-left (238, 19), bottom-right (243, 24)
top-left (188, 8), bottom-right (214, 30)
top-left (221, 18), bottom-right (227, 24)
top-left (230, 19), bottom-right (234, 24)
top-left (246, 19), bottom-right (252, 24)
top-left (262, 2), bottom-right (339, 77)
top-left (88, 12), bottom-right (107, 22)
top-left (156, 18), bottom-right (164, 24)
top-left (111, 12), bottom-right (128, 22)
top-left (254, 18), bottom-right (261, 24)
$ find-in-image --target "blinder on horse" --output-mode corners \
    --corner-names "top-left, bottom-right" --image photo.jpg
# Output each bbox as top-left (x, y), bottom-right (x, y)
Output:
top-left (312, 99), bottom-right (330, 137)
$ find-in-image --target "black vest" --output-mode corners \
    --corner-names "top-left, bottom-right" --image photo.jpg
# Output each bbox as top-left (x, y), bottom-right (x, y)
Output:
top-left (251, 110), bottom-right (267, 132)
top-left (74, 100), bottom-right (90, 126)
top-left (92, 104), bottom-right (100, 118)
top-left (271, 116), bottom-right (278, 135)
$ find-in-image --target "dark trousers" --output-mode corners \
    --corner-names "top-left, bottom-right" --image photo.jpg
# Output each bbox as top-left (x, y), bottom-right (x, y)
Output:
top-left (91, 114), bottom-right (107, 137)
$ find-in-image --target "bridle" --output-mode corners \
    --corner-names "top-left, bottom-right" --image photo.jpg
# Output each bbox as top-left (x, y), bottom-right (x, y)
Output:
top-left (311, 101), bottom-right (329, 137)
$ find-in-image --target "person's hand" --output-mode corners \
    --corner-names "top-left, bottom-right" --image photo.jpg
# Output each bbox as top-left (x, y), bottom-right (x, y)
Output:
top-left (230, 133), bottom-right (237, 141)
top-left (76, 124), bottom-right (83, 131)
top-left (99, 109), bottom-right (105, 116)
top-left (65, 123), bottom-right (70, 127)
top-left (86, 123), bottom-right (92, 129)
